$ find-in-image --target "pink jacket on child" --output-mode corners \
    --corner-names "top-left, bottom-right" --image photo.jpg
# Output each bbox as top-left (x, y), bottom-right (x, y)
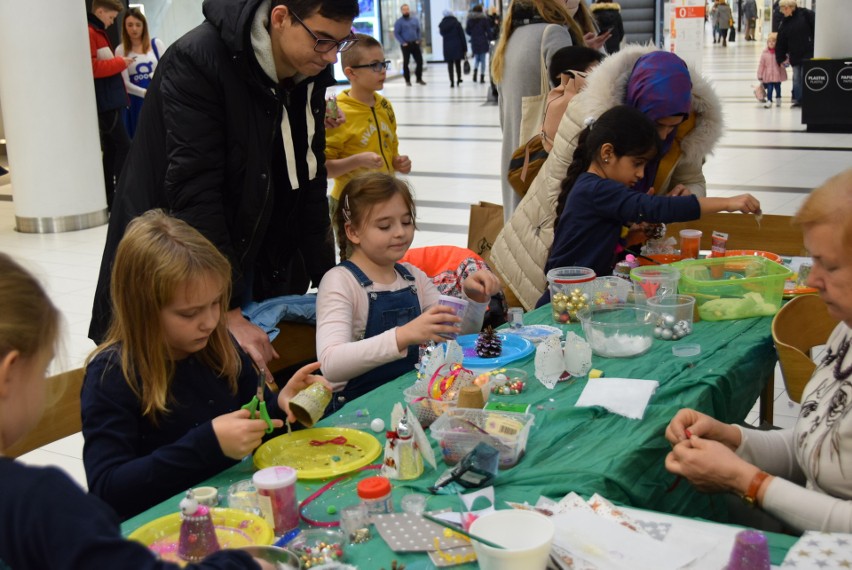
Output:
top-left (758, 49), bottom-right (788, 83)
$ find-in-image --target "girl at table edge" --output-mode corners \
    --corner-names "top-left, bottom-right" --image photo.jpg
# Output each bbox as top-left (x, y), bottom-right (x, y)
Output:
top-left (665, 168), bottom-right (852, 534)
top-left (316, 172), bottom-right (501, 410)
top-left (535, 105), bottom-right (759, 307)
top-left (0, 252), bottom-right (269, 569)
top-left (81, 210), bottom-right (328, 520)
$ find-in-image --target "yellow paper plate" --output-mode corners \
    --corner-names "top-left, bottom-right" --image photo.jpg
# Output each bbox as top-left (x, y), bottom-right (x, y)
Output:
top-left (129, 507), bottom-right (273, 565)
top-left (253, 427), bottom-right (382, 479)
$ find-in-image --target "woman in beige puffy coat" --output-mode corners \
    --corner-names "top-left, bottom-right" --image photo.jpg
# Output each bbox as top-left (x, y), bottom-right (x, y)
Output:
top-left (490, 45), bottom-right (722, 310)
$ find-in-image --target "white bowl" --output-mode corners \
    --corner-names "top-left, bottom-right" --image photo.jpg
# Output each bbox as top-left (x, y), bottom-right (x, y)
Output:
top-left (468, 510), bottom-right (554, 570)
top-left (577, 304), bottom-right (657, 358)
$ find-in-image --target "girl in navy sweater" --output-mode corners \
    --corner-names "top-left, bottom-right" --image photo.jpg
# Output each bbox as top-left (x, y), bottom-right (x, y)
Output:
top-left (0, 252), bottom-right (265, 569)
top-left (538, 105), bottom-right (761, 307)
top-left (82, 210), bottom-right (328, 519)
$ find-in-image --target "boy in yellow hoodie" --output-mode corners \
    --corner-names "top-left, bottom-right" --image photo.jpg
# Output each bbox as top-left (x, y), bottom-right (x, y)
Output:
top-left (326, 34), bottom-right (412, 216)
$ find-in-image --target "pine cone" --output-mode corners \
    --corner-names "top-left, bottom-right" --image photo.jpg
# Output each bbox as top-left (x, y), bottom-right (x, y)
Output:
top-left (475, 326), bottom-right (502, 358)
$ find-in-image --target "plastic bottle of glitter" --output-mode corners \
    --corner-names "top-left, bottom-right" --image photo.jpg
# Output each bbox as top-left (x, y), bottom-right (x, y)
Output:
top-left (357, 476), bottom-right (394, 519)
top-left (253, 466), bottom-right (299, 534)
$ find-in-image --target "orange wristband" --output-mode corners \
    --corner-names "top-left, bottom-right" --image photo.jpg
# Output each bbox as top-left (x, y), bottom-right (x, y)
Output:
top-left (741, 470), bottom-right (770, 508)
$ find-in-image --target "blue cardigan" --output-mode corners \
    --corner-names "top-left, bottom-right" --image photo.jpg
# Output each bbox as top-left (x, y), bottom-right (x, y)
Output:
top-left (82, 345), bottom-right (283, 519)
top-left (538, 172), bottom-right (701, 307)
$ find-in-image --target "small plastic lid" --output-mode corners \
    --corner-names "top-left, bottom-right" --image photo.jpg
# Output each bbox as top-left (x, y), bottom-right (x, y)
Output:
top-left (253, 466), bottom-right (297, 489)
top-left (672, 343), bottom-right (701, 357)
top-left (357, 476), bottom-right (392, 499)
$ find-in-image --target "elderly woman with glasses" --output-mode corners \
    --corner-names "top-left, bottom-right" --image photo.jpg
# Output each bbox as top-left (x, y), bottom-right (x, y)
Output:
top-left (91, 0), bottom-right (360, 380)
top-left (491, 46), bottom-right (723, 310)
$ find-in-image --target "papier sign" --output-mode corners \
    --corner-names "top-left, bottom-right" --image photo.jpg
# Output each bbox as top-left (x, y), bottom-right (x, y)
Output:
top-left (669, 0), bottom-right (705, 72)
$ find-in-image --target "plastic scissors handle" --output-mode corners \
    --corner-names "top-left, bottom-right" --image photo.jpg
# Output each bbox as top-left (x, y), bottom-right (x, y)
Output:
top-left (242, 370), bottom-right (274, 434)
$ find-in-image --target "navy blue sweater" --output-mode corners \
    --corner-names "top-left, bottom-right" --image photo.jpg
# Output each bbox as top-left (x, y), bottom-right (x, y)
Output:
top-left (0, 459), bottom-right (257, 569)
top-left (82, 346), bottom-right (283, 520)
top-left (537, 172), bottom-right (701, 307)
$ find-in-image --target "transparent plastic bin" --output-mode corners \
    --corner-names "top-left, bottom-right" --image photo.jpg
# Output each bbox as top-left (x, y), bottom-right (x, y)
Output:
top-left (672, 256), bottom-right (792, 321)
top-left (429, 408), bottom-right (534, 469)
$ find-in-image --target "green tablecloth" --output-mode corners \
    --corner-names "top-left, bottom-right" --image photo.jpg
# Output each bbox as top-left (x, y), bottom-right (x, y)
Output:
top-left (123, 304), bottom-right (797, 567)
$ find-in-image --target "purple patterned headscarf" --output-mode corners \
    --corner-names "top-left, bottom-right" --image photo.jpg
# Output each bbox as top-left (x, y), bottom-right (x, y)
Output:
top-left (625, 52), bottom-right (693, 194)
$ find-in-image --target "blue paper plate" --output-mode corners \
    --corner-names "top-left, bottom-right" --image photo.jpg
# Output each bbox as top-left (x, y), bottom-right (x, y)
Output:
top-left (455, 333), bottom-right (535, 368)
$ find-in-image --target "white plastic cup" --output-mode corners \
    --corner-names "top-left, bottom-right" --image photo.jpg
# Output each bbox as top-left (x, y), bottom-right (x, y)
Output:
top-left (468, 510), bottom-right (555, 570)
top-left (437, 294), bottom-right (468, 339)
top-left (253, 466), bottom-right (299, 534)
top-left (679, 229), bottom-right (703, 259)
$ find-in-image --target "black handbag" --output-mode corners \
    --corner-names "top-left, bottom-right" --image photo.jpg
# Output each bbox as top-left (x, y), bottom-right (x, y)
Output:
top-left (463, 58), bottom-right (471, 75)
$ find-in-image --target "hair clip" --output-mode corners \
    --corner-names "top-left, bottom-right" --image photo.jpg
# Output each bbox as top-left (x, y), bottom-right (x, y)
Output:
top-left (342, 195), bottom-right (352, 222)
top-left (583, 116), bottom-right (596, 129)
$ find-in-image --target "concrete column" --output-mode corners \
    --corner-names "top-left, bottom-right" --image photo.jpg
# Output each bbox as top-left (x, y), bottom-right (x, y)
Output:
top-left (0, 0), bottom-right (108, 233)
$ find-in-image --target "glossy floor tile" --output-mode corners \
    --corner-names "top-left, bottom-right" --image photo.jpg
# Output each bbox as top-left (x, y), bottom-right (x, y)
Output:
top-left (2, 25), bottom-right (847, 487)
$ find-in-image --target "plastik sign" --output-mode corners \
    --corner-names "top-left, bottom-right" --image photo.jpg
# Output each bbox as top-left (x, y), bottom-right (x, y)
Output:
top-left (805, 67), bottom-right (829, 92)
top-left (837, 67), bottom-right (852, 92)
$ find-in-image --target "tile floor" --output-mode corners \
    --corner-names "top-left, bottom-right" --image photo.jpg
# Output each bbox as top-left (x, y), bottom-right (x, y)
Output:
top-left (3, 26), bottom-right (847, 488)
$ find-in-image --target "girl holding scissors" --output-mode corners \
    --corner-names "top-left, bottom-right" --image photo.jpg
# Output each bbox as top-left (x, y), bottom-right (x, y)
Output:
top-left (82, 210), bottom-right (328, 519)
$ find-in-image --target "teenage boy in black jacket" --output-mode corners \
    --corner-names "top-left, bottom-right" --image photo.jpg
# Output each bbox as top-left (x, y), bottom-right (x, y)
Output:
top-left (90, 0), bottom-right (359, 377)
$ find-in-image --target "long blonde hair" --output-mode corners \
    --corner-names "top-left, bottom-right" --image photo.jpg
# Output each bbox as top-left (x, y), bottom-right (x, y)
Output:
top-left (121, 7), bottom-right (151, 55)
top-left (572, 1), bottom-right (597, 36)
top-left (0, 254), bottom-right (60, 362)
top-left (89, 210), bottom-right (240, 422)
top-left (491, 0), bottom-right (585, 84)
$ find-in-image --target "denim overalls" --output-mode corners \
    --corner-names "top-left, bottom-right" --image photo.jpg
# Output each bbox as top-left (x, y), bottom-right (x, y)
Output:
top-left (328, 261), bottom-right (422, 412)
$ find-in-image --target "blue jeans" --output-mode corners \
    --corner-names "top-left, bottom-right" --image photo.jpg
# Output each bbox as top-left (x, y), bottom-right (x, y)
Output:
top-left (473, 52), bottom-right (486, 76)
top-left (792, 65), bottom-right (803, 103)
top-left (763, 82), bottom-right (781, 102)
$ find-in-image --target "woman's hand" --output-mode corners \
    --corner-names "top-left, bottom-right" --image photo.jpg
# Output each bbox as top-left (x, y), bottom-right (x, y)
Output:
top-left (396, 305), bottom-right (461, 349)
top-left (324, 107), bottom-right (346, 130)
top-left (212, 409), bottom-right (283, 459)
top-left (584, 30), bottom-right (611, 51)
top-left (462, 270), bottom-right (502, 303)
top-left (665, 408), bottom-right (741, 450)
top-left (727, 194), bottom-right (762, 215)
top-left (227, 309), bottom-right (279, 384)
top-left (277, 362), bottom-right (330, 423)
top-left (666, 436), bottom-right (761, 494)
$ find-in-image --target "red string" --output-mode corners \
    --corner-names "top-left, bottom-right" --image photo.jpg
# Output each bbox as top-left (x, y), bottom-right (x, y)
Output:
top-left (298, 464), bottom-right (381, 527)
top-left (309, 437), bottom-right (354, 447)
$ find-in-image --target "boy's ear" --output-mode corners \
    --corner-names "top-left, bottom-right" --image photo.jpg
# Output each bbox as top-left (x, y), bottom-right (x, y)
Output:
top-left (342, 66), bottom-right (356, 81)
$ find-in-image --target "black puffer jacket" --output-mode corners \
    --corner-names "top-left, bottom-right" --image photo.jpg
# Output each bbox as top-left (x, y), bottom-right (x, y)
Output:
top-left (439, 15), bottom-right (467, 61)
top-left (90, 0), bottom-right (336, 342)
top-left (776, 7), bottom-right (816, 66)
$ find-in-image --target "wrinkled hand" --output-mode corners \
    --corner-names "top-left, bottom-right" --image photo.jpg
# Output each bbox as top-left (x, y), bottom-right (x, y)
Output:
top-left (584, 30), bottom-right (611, 51)
top-left (396, 305), bottom-right (461, 348)
top-left (324, 107), bottom-right (346, 130)
top-left (359, 152), bottom-right (384, 169)
top-left (212, 409), bottom-right (283, 459)
top-left (393, 154), bottom-right (412, 174)
top-left (277, 362), bottom-right (331, 424)
top-left (666, 436), bottom-right (758, 494)
top-left (228, 309), bottom-right (278, 383)
top-left (462, 270), bottom-right (502, 303)
top-left (728, 193), bottom-right (761, 215)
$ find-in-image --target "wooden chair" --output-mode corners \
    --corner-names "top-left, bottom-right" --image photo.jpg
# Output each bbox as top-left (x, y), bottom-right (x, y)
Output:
top-left (772, 294), bottom-right (839, 403)
top-left (669, 213), bottom-right (806, 424)
top-left (7, 368), bottom-right (84, 458)
top-left (267, 322), bottom-right (318, 378)
top-left (667, 213), bottom-right (807, 256)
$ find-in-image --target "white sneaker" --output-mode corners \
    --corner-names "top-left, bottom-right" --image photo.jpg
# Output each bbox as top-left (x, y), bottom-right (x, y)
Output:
top-left (764, 101), bottom-right (772, 108)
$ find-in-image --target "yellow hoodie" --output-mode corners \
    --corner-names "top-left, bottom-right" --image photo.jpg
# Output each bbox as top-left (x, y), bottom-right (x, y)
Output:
top-left (325, 89), bottom-right (400, 199)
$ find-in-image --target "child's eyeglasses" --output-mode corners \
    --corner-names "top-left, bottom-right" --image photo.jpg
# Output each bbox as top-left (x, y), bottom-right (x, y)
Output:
top-left (350, 60), bottom-right (392, 72)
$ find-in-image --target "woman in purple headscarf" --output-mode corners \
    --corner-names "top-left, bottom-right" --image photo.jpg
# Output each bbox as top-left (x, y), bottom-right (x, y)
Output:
top-left (491, 46), bottom-right (723, 310)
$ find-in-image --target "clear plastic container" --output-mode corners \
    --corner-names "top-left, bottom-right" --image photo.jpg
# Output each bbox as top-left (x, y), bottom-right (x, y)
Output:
top-left (546, 267), bottom-right (596, 323)
top-left (577, 304), bottom-right (656, 358)
top-left (429, 408), bottom-right (534, 469)
top-left (630, 265), bottom-right (680, 300)
top-left (356, 476), bottom-right (393, 518)
top-left (253, 466), bottom-right (299, 534)
top-left (647, 294), bottom-right (696, 341)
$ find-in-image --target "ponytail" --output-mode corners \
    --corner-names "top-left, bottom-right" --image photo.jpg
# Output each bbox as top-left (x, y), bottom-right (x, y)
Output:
top-left (554, 127), bottom-right (592, 229)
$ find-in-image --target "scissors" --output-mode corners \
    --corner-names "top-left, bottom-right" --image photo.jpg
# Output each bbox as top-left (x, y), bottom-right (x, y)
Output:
top-left (241, 368), bottom-right (274, 434)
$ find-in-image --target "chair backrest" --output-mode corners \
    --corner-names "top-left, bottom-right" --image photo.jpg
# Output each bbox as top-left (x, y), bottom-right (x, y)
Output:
top-left (771, 295), bottom-right (839, 403)
top-left (667, 213), bottom-right (806, 256)
top-left (6, 368), bottom-right (84, 458)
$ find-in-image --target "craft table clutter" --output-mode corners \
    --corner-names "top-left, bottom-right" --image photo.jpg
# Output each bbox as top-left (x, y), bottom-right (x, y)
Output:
top-left (123, 303), bottom-right (799, 568)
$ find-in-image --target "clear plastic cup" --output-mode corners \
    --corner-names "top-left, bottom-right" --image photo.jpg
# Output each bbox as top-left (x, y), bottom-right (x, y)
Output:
top-left (647, 294), bottom-right (695, 341)
top-left (546, 267), bottom-right (596, 323)
top-left (679, 229), bottom-right (703, 259)
top-left (630, 265), bottom-right (681, 301)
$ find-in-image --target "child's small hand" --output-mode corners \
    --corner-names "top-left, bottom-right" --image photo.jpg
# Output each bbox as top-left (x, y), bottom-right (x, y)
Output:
top-left (727, 193), bottom-right (761, 214)
top-left (277, 362), bottom-right (331, 424)
top-left (212, 409), bottom-right (283, 459)
top-left (360, 152), bottom-right (384, 169)
top-left (393, 154), bottom-right (412, 174)
top-left (462, 270), bottom-right (502, 303)
top-left (396, 305), bottom-right (461, 349)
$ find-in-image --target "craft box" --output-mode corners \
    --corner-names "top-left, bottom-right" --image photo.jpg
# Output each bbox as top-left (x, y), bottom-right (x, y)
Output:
top-left (672, 256), bottom-right (792, 321)
top-left (428, 408), bottom-right (534, 469)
